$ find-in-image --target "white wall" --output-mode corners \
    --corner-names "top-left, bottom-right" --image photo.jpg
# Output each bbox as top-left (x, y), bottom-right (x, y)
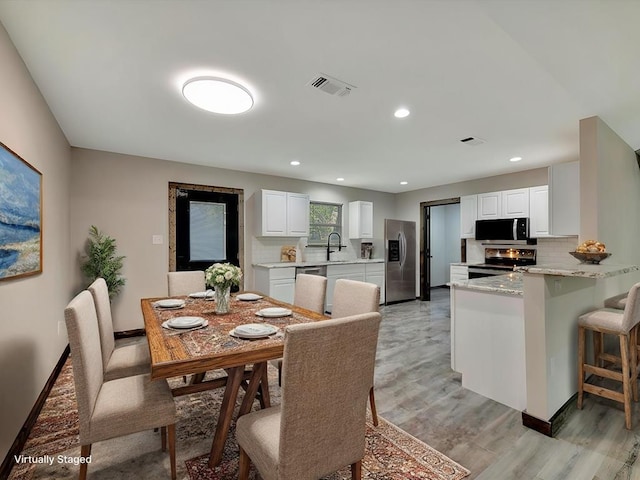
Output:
top-left (0, 23), bottom-right (71, 459)
top-left (70, 148), bottom-right (396, 332)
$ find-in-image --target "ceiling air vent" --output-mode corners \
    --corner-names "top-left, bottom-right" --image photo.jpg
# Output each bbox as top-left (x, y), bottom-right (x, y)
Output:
top-left (460, 137), bottom-right (486, 146)
top-left (307, 73), bottom-right (356, 97)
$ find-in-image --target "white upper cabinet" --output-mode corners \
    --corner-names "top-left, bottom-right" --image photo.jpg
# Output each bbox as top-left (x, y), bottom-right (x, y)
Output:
top-left (477, 191), bottom-right (501, 220)
top-left (257, 189), bottom-right (310, 237)
top-left (349, 201), bottom-right (373, 239)
top-left (549, 161), bottom-right (580, 236)
top-left (501, 188), bottom-right (530, 218)
top-left (528, 185), bottom-right (549, 237)
top-left (460, 195), bottom-right (478, 238)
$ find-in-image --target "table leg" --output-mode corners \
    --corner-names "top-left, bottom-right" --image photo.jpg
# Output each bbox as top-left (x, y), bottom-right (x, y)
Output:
top-left (208, 366), bottom-right (244, 467)
top-left (239, 362), bottom-right (268, 416)
top-left (259, 363), bottom-right (271, 409)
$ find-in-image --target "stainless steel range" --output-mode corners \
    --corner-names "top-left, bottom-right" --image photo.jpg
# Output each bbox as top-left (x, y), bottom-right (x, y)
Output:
top-left (468, 248), bottom-right (536, 279)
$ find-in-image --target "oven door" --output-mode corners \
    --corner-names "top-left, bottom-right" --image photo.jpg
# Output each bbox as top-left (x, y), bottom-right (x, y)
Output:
top-left (468, 267), bottom-right (513, 279)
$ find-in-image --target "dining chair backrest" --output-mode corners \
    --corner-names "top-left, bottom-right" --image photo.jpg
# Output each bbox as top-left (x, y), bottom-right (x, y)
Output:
top-left (167, 270), bottom-right (205, 296)
top-left (87, 278), bottom-right (115, 372)
top-left (64, 290), bottom-right (104, 438)
top-left (331, 278), bottom-right (380, 318)
top-left (279, 312), bottom-right (382, 478)
top-left (293, 273), bottom-right (328, 314)
top-left (621, 283), bottom-right (640, 332)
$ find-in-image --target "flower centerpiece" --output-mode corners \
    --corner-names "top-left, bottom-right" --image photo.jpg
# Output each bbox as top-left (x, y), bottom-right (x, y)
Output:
top-left (205, 262), bottom-right (243, 314)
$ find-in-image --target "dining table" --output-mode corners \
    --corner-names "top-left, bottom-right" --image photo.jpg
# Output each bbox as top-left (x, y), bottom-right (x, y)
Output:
top-left (141, 291), bottom-right (327, 467)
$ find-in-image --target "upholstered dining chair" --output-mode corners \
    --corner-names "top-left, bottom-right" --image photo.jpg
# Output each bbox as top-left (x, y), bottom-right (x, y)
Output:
top-left (237, 312), bottom-right (382, 480)
top-left (65, 290), bottom-right (177, 480)
top-left (167, 270), bottom-right (206, 296)
top-left (88, 278), bottom-right (150, 381)
top-left (331, 278), bottom-right (381, 426)
top-left (273, 274), bottom-right (329, 386)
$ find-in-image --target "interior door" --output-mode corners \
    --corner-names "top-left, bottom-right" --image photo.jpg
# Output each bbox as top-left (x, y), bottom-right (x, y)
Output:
top-left (175, 188), bottom-right (239, 272)
top-left (422, 206), bottom-right (432, 301)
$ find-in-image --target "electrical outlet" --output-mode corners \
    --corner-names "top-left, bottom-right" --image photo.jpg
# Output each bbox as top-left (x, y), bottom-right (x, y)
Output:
top-left (554, 279), bottom-right (562, 293)
top-left (152, 235), bottom-right (163, 245)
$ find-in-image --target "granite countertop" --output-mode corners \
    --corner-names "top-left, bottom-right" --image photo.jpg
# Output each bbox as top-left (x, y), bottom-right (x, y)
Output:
top-left (254, 258), bottom-right (384, 268)
top-left (514, 263), bottom-right (640, 278)
top-left (449, 272), bottom-right (523, 296)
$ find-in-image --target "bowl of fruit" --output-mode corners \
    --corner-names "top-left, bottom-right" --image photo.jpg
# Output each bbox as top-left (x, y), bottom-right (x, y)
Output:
top-left (570, 240), bottom-right (611, 264)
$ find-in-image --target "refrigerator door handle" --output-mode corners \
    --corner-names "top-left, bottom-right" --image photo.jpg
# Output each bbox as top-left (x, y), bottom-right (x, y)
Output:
top-left (397, 233), bottom-right (403, 267)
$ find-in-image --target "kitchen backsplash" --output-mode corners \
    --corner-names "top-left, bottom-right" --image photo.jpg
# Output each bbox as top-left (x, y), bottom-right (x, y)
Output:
top-left (466, 236), bottom-right (579, 264)
top-left (251, 236), bottom-right (358, 264)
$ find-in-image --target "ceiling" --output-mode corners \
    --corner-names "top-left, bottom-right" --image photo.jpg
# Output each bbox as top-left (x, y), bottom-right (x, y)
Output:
top-left (0, 0), bottom-right (638, 194)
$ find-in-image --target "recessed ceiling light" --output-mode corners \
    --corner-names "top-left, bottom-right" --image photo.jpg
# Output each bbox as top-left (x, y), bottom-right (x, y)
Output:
top-left (394, 108), bottom-right (410, 118)
top-left (400, 181), bottom-right (408, 185)
top-left (182, 76), bottom-right (254, 114)
top-left (336, 177), bottom-right (345, 182)
top-left (509, 156), bottom-right (523, 162)
top-left (290, 160), bottom-right (300, 166)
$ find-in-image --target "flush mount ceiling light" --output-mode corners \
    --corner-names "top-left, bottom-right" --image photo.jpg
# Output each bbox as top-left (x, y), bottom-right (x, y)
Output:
top-left (336, 177), bottom-right (345, 182)
top-left (290, 160), bottom-right (300, 166)
top-left (182, 76), bottom-right (254, 114)
top-left (509, 156), bottom-right (523, 162)
top-left (394, 108), bottom-right (410, 118)
top-left (400, 181), bottom-right (408, 185)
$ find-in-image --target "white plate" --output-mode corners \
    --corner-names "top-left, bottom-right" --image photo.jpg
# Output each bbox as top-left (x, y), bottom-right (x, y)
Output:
top-left (231, 323), bottom-right (278, 339)
top-left (167, 316), bottom-right (205, 329)
top-left (188, 290), bottom-right (214, 299)
top-left (255, 307), bottom-right (292, 318)
top-left (236, 293), bottom-right (263, 301)
top-left (155, 299), bottom-right (185, 308)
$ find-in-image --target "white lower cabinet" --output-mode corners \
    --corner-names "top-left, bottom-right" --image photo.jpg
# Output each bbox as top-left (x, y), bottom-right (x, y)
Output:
top-left (253, 266), bottom-right (296, 304)
top-left (326, 264), bottom-right (366, 314)
top-left (365, 262), bottom-right (385, 305)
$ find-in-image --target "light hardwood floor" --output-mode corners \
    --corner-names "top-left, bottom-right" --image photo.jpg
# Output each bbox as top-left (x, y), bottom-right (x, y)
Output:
top-left (376, 288), bottom-right (640, 480)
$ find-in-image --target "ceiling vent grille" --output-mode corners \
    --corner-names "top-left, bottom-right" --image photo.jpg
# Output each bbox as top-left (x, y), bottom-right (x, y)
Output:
top-left (307, 73), bottom-right (356, 97)
top-left (460, 136), bottom-right (486, 146)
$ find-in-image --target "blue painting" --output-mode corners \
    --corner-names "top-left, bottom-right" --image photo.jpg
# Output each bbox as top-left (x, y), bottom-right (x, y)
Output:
top-left (0, 142), bottom-right (42, 280)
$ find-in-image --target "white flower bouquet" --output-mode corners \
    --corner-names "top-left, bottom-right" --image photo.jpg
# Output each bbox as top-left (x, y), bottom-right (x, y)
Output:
top-left (205, 262), bottom-right (243, 290)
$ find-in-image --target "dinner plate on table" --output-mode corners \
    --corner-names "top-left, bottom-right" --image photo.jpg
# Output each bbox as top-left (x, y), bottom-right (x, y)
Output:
top-left (166, 316), bottom-right (206, 329)
top-left (154, 299), bottom-right (185, 309)
top-left (231, 323), bottom-right (278, 339)
top-left (236, 293), bottom-right (263, 301)
top-left (255, 307), bottom-right (292, 318)
top-left (188, 291), bottom-right (214, 299)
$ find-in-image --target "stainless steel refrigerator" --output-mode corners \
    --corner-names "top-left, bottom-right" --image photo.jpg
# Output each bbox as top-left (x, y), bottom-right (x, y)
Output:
top-left (384, 219), bottom-right (416, 304)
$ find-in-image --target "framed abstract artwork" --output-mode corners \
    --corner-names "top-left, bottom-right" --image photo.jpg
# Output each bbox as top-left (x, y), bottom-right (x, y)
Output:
top-left (0, 141), bottom-right (42, 281)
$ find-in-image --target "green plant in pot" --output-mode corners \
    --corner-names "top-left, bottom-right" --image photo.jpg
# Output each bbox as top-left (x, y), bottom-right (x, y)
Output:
top-left (81, 225), bottom-right (126, 299)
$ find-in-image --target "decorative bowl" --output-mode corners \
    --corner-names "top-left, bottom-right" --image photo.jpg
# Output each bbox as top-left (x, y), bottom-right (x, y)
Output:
top-left (569, 251), bottom-right (611, 264)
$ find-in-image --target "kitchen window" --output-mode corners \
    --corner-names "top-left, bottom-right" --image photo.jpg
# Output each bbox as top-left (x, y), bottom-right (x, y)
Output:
top-left (308, 201), bottom-right (342, 245)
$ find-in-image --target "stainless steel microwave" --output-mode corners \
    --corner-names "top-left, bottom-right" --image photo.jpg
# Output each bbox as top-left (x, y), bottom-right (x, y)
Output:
top-left (475, 218), bottom-right (529, 241)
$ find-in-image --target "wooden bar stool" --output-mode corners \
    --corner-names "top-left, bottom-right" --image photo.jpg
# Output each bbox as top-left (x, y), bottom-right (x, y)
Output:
top-left (577, 283), bottom-right (640, 429)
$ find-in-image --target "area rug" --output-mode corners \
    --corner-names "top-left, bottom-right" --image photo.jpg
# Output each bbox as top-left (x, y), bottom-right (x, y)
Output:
top-left (9, 359), bottom-right (470, 480)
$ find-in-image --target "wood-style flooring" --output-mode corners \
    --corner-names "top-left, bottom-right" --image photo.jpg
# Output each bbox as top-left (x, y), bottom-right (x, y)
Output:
top-left (376, 288), bottom-right (640, 480)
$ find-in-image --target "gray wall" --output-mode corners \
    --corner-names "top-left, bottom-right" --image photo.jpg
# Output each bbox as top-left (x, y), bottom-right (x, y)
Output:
top-left (0, 23), bottom-right (71, 458)
top-left (70, 148), bottom-right (396, 332)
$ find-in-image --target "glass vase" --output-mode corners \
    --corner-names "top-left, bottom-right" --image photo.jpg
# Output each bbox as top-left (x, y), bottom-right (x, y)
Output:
top-left (214, 285), bottom-right (231, 314)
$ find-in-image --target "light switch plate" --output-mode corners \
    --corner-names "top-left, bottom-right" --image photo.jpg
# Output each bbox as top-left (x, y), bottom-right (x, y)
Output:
top-left (152, 234), bottom-right (163, 245)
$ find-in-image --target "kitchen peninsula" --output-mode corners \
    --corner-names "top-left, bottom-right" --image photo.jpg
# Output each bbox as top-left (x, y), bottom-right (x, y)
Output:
top-left (451, 262), bottom-right (640, 435)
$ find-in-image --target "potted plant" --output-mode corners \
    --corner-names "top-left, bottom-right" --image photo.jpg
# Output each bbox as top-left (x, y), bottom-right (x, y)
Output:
top-left (81, 225), bottom-right (126, 299)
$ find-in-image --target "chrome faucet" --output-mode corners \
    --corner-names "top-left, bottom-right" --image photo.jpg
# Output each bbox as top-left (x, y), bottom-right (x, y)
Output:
top-left (327, 232), bottom-right (342, 261)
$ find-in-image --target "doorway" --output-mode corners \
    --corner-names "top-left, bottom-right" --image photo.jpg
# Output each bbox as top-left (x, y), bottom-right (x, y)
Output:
top-left (168, 182), bottom-right (244, 274)
top-left (420, 198), bottom-right (461, 301)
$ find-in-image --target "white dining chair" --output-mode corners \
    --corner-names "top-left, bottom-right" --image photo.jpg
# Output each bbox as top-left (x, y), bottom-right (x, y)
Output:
top-left (237, 312), bottom-right (382, 480)
top-left (167, 270), bottom-right (206, 296)
top-left (88, 278), bottom-right (149, 381)
top-left (65, 290), bottom-right (177, 480)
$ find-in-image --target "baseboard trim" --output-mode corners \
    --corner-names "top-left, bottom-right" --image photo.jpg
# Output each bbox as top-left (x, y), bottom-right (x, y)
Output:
top-left (0, 345), bottom-right (70, 480)
top-left (521, 393), bottom-right (577, 437)
top-left (114, 328), bottom-right (146, 340)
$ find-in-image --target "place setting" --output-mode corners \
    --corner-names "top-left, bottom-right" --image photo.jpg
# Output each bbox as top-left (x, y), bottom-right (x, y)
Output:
top-left (229, 322), bottom-right (279, 340)
top-left (154, 298), bottom-right (186, 310)
top-left (162, 316), bottom-right (208, 333)
top-left (188, 290), bottom-right (215, 300)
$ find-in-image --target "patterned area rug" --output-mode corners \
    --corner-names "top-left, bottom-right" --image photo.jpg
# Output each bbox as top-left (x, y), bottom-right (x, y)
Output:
top-left (9, 359), bottom-right (470, 480)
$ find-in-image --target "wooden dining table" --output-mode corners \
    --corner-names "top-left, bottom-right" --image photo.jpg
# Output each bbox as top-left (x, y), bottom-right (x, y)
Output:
top-left (141, 292), bottom-right (326, 467)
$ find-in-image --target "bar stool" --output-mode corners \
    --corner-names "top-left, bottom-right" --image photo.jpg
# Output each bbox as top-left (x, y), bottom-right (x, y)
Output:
top-left (577, 282), bottom-right (640, 429)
